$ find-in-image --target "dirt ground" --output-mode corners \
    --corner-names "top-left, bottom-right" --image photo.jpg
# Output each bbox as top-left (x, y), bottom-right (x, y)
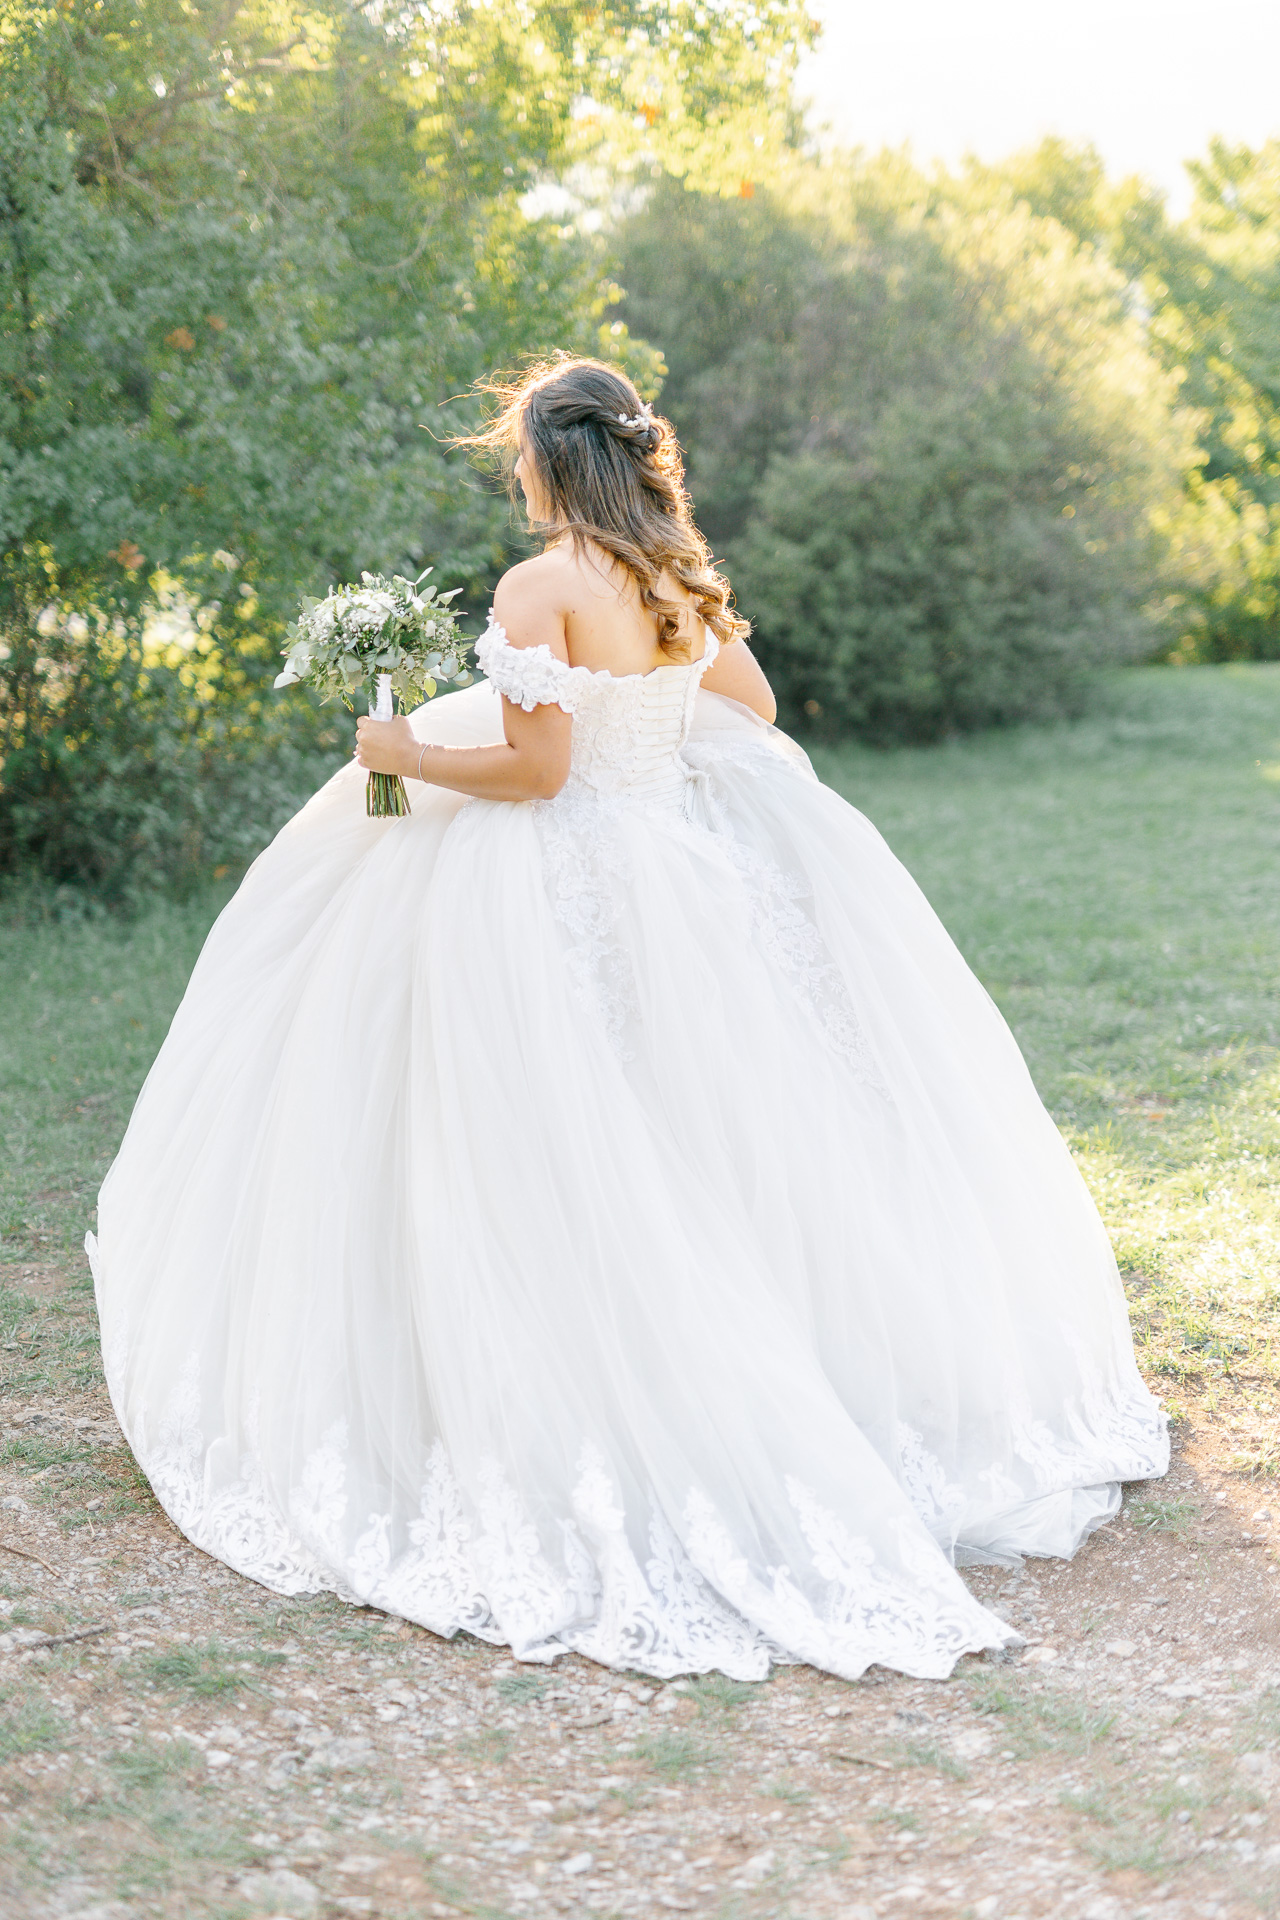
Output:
top-left (2, 1257), bottom-right (1279, 1920)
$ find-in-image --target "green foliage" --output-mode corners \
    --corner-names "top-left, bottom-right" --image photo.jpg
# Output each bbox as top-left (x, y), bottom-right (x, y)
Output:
top-left (105, 1737), bottom-right (203, 1793)
top-left (0, 0), bottom-right (809, 898)
top-left (966, 1673), bottom-right (1115, 1758)
top-left (0, 569), bottom-right (344, 900)
top-left (618, 167), bottom-right (1191, 738)
top-left (973, 135), bottom-right (1280, 663)
top-left (1135, 142), bottom-right (1280, 662)
top-left (278, 572), bottom-right (469, 712)
top-left (687, 1674), bottom-right (757, 1715)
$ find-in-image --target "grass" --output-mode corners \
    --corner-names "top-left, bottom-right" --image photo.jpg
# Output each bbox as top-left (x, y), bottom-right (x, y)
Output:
top-left (814, 663), bottom-right (1280, 1432)
top-left (631, 1727), bottom-right (722, 1778)
top-left (687, 1674), bottom-right (757, 1717)
top-left (871, 1806), bottom-right (922, 1831)
top-left (1056, 1746), bottom-right (1243, 1881)
top-left (454, 1726), bottom-right (513, 1766)
top-left (0, 1683), bottom-right (72, 1762)
top-left (493, 1672), bottom-right (547, 1703)
top-left (103, 1735), bottom-right (204, 1794)
top-left (1127, 1494), bottom-right (1199, 1536)
top-left (0, 1424), bottom-right (151, 1531)
top-left (757, 1775), bottom-right (812, 1803)
top-left (0, 886), bottom-right (235, 1267)
top-left (965, 1671), bottom-right (1116, 1760)
top-left (134, 1639), bottom-right (278, 1699)
top-left (0, 1277), bottom-right (102, 1398)
top-left (898, 1736), bottom-right (969, 1780)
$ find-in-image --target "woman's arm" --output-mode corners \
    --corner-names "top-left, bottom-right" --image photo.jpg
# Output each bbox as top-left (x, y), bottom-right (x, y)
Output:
top-left (699, 639), bottom-right (777, 724)
top-left (355, 564), bottom-right (573, 803)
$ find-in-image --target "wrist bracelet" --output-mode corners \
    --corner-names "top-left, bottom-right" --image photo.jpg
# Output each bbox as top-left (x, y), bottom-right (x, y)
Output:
top-left (416, 742), bottom-right (428, 784)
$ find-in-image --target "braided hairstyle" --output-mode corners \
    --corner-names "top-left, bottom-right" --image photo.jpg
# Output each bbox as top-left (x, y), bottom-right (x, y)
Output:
top-left (455, 355), bottom-right (748, 659)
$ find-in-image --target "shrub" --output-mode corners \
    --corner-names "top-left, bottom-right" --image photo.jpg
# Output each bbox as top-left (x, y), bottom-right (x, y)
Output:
top-left (730, 443), bottom-right (1116, 741)
top-left (615, 171), bottom-right (1194, 738)
top-left (0, 585), bottom-right (340, 908)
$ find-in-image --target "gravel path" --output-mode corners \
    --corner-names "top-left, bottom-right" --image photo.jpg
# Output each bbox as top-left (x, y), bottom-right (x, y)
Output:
top-left (2, 1258), bottom-right (1279, 1920)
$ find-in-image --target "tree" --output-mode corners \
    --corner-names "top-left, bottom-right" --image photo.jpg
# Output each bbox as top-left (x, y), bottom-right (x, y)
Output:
top-left (959, 135), bottom-right (1280, 663)
top-left (1129, 142), bottom-right (1280, 660)
top-left (0, 0), bottom-right (813, 894)
top-left (614, 164), bottom-right (1193, 738)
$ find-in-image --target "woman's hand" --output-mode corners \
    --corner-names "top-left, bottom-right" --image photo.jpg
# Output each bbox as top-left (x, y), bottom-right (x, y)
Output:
top-left (355, 713), bottom-right (417, 778)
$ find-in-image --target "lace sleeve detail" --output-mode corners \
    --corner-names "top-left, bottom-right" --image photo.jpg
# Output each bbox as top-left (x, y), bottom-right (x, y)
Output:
top-left (475, 618), bottom-right (583, 714)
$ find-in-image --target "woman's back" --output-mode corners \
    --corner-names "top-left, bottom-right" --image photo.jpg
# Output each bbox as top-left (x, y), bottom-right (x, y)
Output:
top-left (490, 539), bottom-right (775, 727)
top-left (494, 540), bottom-right (705, 678)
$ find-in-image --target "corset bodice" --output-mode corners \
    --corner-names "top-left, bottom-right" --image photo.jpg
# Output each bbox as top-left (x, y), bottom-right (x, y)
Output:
top-left (474, 618), bottom-right (719, 812)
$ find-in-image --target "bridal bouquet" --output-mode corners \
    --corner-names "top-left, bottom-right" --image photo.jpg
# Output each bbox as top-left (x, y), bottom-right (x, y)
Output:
top-left (275, 570), bottom-right (471, 816)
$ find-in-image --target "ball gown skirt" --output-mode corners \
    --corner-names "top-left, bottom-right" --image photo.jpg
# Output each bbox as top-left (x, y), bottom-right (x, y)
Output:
top-left (87, 626), bottom-right (1168, 1682)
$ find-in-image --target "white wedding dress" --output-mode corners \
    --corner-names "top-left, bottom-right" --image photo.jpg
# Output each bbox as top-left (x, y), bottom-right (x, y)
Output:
top-left (88, 621), bottom-right (1167, 1682)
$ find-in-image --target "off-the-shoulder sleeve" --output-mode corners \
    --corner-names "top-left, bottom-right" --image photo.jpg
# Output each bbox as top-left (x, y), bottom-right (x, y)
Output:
top-left (475, 618), bottom-right (583, 714)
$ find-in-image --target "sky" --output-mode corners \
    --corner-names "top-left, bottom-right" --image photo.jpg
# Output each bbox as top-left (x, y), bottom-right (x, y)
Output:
top-left (797, 0), bottom-right (1280, 214)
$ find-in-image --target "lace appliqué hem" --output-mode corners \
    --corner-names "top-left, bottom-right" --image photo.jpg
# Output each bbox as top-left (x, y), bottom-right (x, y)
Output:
top-left (893, 1358), bottom-right (1168, 1557)
top-left (90, 1292), bottom-right (1016, 1682)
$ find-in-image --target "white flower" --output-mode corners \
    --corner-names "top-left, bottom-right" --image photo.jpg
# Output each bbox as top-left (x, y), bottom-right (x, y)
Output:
top-left (346, 590), bottom-right (397, 630)
top-left (278, 564), bottom-right (466, 708)
top-left (274, 641), bottom-right (313, 688)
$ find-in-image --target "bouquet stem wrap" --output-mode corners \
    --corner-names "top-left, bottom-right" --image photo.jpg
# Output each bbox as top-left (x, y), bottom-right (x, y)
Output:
top-left (366, 673), bottom-right (410, 819)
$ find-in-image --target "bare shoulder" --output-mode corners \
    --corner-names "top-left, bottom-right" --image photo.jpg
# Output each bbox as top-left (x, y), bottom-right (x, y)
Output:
top-left (491, 551), bottom-right (572, 658)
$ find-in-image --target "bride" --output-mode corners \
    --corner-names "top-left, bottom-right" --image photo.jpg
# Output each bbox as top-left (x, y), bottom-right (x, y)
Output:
top-left (88, 356), bottom-right (1167, 1682)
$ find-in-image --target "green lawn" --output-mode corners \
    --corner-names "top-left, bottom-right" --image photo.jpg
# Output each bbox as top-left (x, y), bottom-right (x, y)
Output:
top-left (816, 662), bottom-right (1280, 1454)
top-left (3, 663), bottom-right (1279, 1455)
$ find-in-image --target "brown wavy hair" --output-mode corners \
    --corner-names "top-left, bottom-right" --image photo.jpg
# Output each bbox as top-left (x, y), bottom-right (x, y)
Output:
top-left (455, 355), bottom-right (748, 660)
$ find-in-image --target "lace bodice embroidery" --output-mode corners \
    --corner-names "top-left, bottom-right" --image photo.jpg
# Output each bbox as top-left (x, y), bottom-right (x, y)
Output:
top-left (475, 615), bottom-right (719, 808)
top-left (474, 615), bottom-right (886, 1078)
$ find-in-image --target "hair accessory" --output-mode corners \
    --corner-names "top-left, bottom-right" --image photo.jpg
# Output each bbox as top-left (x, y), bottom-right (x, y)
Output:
top-left (616, 402), bottom-right (655, 431)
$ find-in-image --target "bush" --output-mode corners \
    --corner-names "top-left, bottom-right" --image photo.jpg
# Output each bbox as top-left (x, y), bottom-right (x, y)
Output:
top-left (615, 171), bottom-right (1194, 739)
top-left (731, 445), bottom-right (1114, 741)
top-left (0, 590), bottom-right (340, 908)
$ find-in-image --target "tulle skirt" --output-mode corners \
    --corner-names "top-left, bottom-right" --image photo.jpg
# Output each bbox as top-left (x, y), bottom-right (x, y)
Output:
top-left (88, 685), bottom-right (1167, 1681)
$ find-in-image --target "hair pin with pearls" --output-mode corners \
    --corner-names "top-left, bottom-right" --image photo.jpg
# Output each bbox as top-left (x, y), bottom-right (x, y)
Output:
top-left (617, 402), bottom-right (655, 430)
